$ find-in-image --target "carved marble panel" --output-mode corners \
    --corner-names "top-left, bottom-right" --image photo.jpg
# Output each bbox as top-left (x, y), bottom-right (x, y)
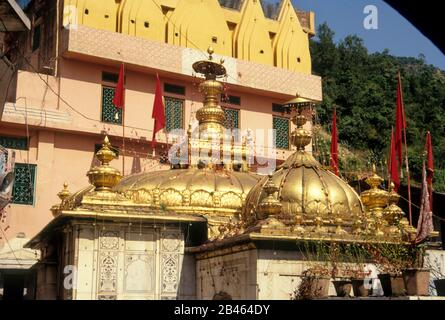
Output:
top-left (161, 253), bottom-right (179, 294)
top-left (161, 231), bottom-right (182, 252)
top-left (99, 230), bottom-right (120, 250)
top-left (98, 251), bottom-right (118, 293)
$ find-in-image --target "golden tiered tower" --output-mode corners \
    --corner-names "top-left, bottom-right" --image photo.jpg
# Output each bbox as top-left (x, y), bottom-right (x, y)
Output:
top-left (113, 48), bottom-right (261, 239)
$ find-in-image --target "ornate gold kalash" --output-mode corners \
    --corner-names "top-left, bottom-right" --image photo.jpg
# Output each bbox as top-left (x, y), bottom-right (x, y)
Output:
top-left (239, 101), bottom-right (416, 244)
top-left (112, 47), bottom-right (260, 239)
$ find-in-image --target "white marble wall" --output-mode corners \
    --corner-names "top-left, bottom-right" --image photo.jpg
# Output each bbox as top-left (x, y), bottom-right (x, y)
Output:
top-left (196, 249), bottom-right (258, 300)
top-left (66, 223), bottom-right (188, 300)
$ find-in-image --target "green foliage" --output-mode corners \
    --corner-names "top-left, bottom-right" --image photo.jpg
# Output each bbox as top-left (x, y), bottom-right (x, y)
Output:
top-left (311, 23), bottom-right (445, 191)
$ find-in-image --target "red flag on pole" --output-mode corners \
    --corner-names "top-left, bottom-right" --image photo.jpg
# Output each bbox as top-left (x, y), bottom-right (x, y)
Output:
top-left (113, 64), bottom-right (125, 109)
top-left (394, 71), bottom-right (413, 225)
top-left (330, 107), bottom-right (339, 176)
top-left (388, 128), bottom-right (400, 191)
top-left (425, 131), bottom-right (434, 209)
top-left (395, 72), bottom-right (406, 171)
top-left (151, 73), bottom-right (166, 149)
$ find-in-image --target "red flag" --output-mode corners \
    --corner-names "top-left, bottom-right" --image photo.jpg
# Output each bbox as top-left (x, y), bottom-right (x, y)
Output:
top-left (388, 128), bottom-right (400, 191)
top-left (416, 161), bottom-right (434, 243)
top-left (330, 107), bottom-right (339, 176)
top-left (394, 72), bottom-right (406, 169)
top-left (425, 131), bottom-right (434, 208)
top-left (113, 64), bottom-right (125, 109)
top-left (151, 73), bottom-right (165, 148)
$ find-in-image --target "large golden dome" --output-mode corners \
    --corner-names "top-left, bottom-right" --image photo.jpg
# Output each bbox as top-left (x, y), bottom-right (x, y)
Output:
top-left (243, 151), bottom-right (365, 229)
top-left (243, 112), bottom-right (366, 236)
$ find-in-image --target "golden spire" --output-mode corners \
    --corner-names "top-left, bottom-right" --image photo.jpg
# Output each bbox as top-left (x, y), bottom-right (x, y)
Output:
top-left (360, 165), bottom-right (388, 237)
top-left (87, 136), bottom-right (122, 192)
top-left (192, 47), bottom-right (227, 134)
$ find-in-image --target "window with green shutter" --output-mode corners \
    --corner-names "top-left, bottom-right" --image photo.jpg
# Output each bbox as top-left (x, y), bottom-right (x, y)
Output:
top-left (12, 163), bottom-right (37, 205)
top-left (0, 136), bottom-right (28, 150)
top-left (223, 107), bottom-right (239, 129)
top-left (101, 86), bottom-right (122, 125)
top-left (273, 116), bottom-right (290, 150)
top-left (164, 97), bottom-right (184, 132)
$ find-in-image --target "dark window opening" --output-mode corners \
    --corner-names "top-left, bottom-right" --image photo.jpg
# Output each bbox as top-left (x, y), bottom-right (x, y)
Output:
top-left (164, 83), bottom-right (185, 96)
top-left (102, 72), bottom-right (119, 84)
top-left (144, 21), bottom-right (150, 28)
top-left (272, 103), bottom-right (287, 114)
top-left (221, 94), bottom-right (241, 106)
top-left (0, 136), bottom-right (28, 150)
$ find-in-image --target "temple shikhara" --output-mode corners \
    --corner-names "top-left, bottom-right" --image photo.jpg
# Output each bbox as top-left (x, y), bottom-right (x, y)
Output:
top-left (0, 0), bottom-right (442, 300)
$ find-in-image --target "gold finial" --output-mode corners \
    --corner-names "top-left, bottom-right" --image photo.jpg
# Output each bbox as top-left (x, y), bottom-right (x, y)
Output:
top-left (87, 136), bottom-right (122, 192)
top-left (290, 113), bottom-right (312, 151)
top-left (365, 164), bottom-right (384, 189)
top-left (258, 175), bottom-right (282, 218)
top-left (95, 135), bottom-right (117, 166)
top-left (57, 182), bottom-right (71, 202)
top-left (383, 181), bottom-right (405, 231)
top-left (387, 182), bottom-right (400, 205)
top-left (207, 46), bottom-right (214, 60)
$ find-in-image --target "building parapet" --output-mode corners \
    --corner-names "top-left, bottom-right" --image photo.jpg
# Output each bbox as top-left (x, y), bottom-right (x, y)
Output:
top-left (60, 26), bottom-right (322, 101)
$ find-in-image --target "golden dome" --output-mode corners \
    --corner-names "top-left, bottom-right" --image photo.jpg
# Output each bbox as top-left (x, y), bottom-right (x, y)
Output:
top-left (243, 112), bottom-right (365, 236)
top-left (243, 152), bottom-right (365, 227)
top-left (114, 168), bottom-right (260, 216)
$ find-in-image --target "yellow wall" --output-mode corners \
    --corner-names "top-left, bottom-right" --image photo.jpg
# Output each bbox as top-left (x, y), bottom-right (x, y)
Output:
top-left (62, 0), bottom-right (314, 74)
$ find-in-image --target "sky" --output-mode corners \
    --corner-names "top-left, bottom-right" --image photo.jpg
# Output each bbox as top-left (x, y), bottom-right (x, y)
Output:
top-left (294, 0), bottom-right (445, 70)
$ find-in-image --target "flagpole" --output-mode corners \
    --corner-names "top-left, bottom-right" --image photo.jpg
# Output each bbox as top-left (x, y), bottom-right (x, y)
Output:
top-left (122, 64), bottom-right (126, 175)
top-left (399, 72), bottom-right (412, 225)
top-left (387, 127), bottom-right (393, 188)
